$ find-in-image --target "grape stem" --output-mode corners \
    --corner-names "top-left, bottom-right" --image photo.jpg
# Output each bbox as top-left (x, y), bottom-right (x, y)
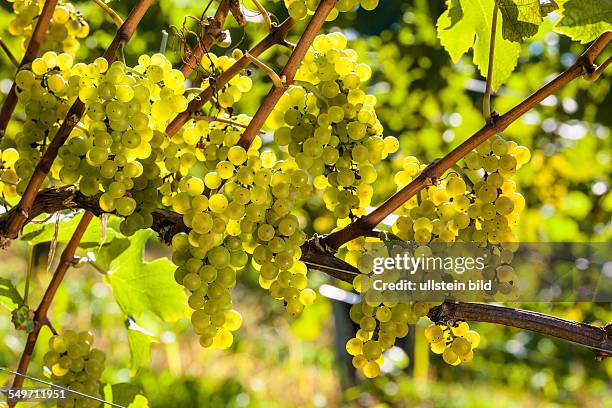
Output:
top-left (8, 211), bottom-right (93, 407)
top-left (245, 52), bottom-right (285, 88)
top-left (0, 0), bottom-right (153, 244)
top-left (179, 0), bottom-right (230, 76)
top-left (482, 4), bottom-right (498, 121)
top-left (0, 0), bottom-right (60, 138)
top-left (293, 80), bottom-right (329, 107)
top-left (194, 114), bottom-right (266, 134)
top-left (236, 0), bottom-right (339, 150)
top-left (321, 30), bottom-right (612, 251)
top-left (92, 0), bottom-right (125, 28)
top-left (249, 0), bottom-right (272, 30)
top-left (0, 38), bottom-right (19, 67)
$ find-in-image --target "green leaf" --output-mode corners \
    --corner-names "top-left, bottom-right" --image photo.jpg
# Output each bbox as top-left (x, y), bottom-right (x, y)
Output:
top-left (496, 0), bottom-right (540, 42)
top-left (21, 213), bottom-right (119, 247)
top-left (95, 238), bottom-right (131, 271)
top-left (104, 383), bottom-right (149, 407)
top-left (105, 230), bottom-right (184, 322)
top-left (126, 318), bottom-right (156, 370)
top-left (554, 0), bottom-right (612, 43)
top-left (0, 277), bottom-right (23, 310)
top-left (437, 0), bottom-right (520, 90)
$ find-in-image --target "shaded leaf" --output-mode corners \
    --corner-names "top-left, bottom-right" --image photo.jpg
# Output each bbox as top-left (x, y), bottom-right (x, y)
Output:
top-left (496, 0), bottom-right (540, 42)
top-left (554, 0), bottom-right (612, 43)
top-left (104, 383), bottom-right (149, 407)
top-left (126, 318), bottom-right (156, 370)
top-left (21, 213), bottom-right (119, 247)
top-left (0, 277), bottom-right (23, 310)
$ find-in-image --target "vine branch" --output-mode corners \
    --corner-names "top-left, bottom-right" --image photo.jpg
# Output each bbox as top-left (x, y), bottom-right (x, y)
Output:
top-left (1, 0), bottom-right (153, 243)
top-left (179, 0), bottom-right (230, 76)
top-left (167, 17), bottom-right (296, 135)
top-left (322, 30), bottom-right (612, 251)
top-left (0, 0), bottom-right (59, 137)
top-left (237, 0), bottom-right (338, 150)
top-left (428, 301), bottom-right (612, 356)
top-left (8, 212), bottom-right (94, 407)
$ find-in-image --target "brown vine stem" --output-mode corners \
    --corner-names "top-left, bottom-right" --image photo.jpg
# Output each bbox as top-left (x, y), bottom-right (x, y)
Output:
top-left (166, 17), bottom-right (296, 135)
top-left (8, 212), bottom-right (93, 406)
top-left (179, 0), bottom-right (230, 77)
top-left (237, 0), bottom-right (338, 150)
top-left (428, 301), bottom-right (612, 355)
top-left (0, 0), bottom-right (59, 137)
top-left (1, 0), bottom-right (153, 242)
top-left (0, 38), bottom-right (19, 67)
top-left (483, 4), bottom-right (498, 121)
top-left (322, 30), bottom-right (612, 251)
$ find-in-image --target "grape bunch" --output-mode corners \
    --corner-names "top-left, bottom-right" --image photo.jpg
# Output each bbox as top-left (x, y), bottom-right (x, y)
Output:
top-left (340, 239), bottom-right (444, 377)
top-left (284, 0), bottom-right (380, 21)
top-left (52, 54), bottom-right (190, 235)
top-left (8, 0), bottom-right (89, 56)
top-left (424, 322), bottom-right (480, 365)
top-left (269, 33), bottom-right (398, 222)
top-left (43, 330), bottom-right (105, 408)
top-left (12, 51), bottom-right (77, 195)
top-left (390, 135), bottom-right (529, 247)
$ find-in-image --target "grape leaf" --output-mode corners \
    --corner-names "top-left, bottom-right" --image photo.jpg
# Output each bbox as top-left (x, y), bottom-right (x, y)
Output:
top-left (21, 212), bottom-right (119, 247)
top-left (437, 0), bottom-right (520, 91)
top-left (105, 230), bottom-right (184, 322)
top-left (554, 0), bottom-right (612, 43)
top-left (126, 318), bottom-right (156, 370)
top-left (0, 277), bottom-right (23, 310)
top-left (104, 383), bottom-right (149, 407)
top-left (495, 0), bottom-right (559, 42)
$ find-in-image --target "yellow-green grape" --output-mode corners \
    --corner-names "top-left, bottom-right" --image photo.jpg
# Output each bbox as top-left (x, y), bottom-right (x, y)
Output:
top-left (284, 0), bottom-right (379, 21)
top-left (43, 331), bottom-right (105, 406)
top-left (9, 0), bottom-right (88, 56)
top-left (425, 323), bottom-right (478, 366)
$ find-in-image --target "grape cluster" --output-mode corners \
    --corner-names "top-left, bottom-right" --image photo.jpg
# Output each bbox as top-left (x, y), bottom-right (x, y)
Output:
top-left (284, 0), bottom-right (380, 21)
top-left (12, 52), bottom-right (77, 195)
top-left (52, 54), bottom-right (190, 235)
top-left (424, 322), bottom-right (480, 365)
top-left (43, 331), bottom-right (105, 408)
top-left (391, 135), bottom-right (529, 247)
top-left (8, 0), bottom-right (89, 56)
top-left (340, 239), bottom-right (444, 377)
top-left (269, 33), bottom-right (397, 222)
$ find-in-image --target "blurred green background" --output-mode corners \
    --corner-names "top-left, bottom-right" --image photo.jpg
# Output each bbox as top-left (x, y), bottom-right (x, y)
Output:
top-left (0, 0), bottom-right (611, 407)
